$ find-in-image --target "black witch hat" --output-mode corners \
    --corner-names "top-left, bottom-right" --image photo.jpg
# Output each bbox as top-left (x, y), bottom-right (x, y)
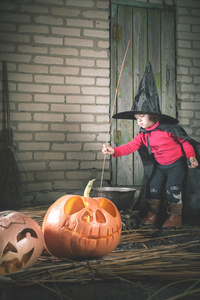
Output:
top-left (113, 62), bottom-right (178, 124)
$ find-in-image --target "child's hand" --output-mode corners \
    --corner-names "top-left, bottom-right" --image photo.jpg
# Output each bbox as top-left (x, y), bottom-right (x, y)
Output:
top-left (102, 144), bottom-right (115, 156)
top-left (189, 156), bottom-right (199, 168)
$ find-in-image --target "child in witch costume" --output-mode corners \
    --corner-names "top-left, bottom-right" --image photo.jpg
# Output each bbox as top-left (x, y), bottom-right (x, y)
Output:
top-left (102, 62), bottom-right (200, 228)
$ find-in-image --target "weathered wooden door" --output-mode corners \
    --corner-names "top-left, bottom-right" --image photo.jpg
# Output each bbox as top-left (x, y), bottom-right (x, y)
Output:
top-left (110, 1), bottom-right (176, 187)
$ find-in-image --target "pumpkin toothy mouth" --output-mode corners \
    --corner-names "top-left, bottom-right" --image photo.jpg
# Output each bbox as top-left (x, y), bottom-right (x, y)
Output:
top-left (0, 248), bottom-right (34, 274)
top-left (62, 221), bottom-right (121, 240)
top-left (64, 229), bottom-right (121, 240)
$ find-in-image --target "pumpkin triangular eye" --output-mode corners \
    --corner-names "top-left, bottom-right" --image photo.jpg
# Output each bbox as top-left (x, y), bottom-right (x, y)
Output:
top-left (64, 196), bottom-right (88, 215)
top-left (96, 210), bottom-right (106, 223)
top-left (22, 248), bottom-right (34, 265)
top-left (3, 242), bottom-right (18, 256)
top-left (99, 198), bottom-right (117, 217)
top-left (81, 209), bottom-right (93, 223)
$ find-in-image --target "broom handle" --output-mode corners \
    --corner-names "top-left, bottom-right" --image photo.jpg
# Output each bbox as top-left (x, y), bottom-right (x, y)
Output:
top-left (100, 39), bottom-right (131, 189)
top-left (3, 61), bottom-right (12, 144)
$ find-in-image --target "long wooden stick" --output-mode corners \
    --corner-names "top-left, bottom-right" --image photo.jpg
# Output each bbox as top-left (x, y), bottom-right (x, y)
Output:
top-left (3, 61), bottom-right (13, 144)
top-left (100, 38), bottom-right (131, 189)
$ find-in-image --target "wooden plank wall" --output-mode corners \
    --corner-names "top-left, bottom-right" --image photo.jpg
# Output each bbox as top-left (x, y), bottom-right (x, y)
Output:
top-left (111, 4), bottom-right (175, 187)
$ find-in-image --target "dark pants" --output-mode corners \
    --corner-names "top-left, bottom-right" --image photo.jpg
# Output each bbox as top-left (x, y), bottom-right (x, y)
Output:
top-left (149, 157), bottom-right (187, 204)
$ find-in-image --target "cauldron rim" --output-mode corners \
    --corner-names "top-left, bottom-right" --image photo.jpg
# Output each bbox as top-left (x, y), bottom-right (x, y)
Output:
top-left (93, 187), bottom-right (136, 193)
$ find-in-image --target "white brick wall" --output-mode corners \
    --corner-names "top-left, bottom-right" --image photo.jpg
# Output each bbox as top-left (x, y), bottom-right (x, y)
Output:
top-left (0, 0), bottom-right (199, 206)
top-left (176, 0), bottom-right (200, 136)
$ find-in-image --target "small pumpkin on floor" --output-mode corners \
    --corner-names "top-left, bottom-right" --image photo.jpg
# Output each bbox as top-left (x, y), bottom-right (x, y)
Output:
top-left (42, 180), bottom-right (122, 259)
top-left (0, 211), bottom-right (44, 275)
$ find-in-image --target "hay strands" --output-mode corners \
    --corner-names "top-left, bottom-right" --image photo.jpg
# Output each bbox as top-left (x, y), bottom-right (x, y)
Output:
top-left (2, 237), bottom-right (200, 289)
top-left (119, 226), bottom-right (200, 245)
top-left (2, 207), bottom-right (199, 292)
top-left (2, 206), bottom-right (197, 288)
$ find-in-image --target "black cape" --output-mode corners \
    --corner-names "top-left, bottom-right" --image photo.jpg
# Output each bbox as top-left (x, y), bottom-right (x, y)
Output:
top-left (137, 123), bottom-right (200, 225)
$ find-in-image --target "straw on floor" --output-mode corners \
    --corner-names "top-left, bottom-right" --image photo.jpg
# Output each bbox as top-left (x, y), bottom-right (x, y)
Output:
top-left (1, 205), bottom-right (200, 292)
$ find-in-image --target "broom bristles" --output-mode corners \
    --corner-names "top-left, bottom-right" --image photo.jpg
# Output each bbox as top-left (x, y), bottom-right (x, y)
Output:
top-left (0, 147), bottom-right (22, 210)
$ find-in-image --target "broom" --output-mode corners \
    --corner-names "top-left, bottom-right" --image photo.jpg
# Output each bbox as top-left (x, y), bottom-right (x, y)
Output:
top-left (0, 61), bottom-right (22, 210)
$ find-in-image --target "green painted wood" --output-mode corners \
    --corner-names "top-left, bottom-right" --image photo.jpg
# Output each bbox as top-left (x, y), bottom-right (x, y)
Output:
top-left (111, 0), bottom-right (175, 11)
top-left (148, 9), bottom-right (162, 103)
top-left (110, 4), bottom-right (118, 185)
top-left (111, 4), bottom-right (176, 187)
top-left (161, 10), bottom-right (176, 118)
top-left (116, 6), bottom-right (134, 186)
top-left (133, 7), bottom-right (148, 185)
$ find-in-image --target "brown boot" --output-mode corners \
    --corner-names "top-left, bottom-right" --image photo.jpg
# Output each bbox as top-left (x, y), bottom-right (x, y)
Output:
top-left (141, 199), bottom-right (160, 225)
top-left (162, 201), bottom-right (183, 228)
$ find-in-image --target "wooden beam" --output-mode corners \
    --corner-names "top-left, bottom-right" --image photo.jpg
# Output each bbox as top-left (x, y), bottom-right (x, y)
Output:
top-left (111, 0), bottom-right (176, 11)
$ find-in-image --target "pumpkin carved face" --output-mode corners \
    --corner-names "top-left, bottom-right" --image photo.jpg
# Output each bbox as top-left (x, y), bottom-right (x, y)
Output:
top-left (0, 211), bottom-right (44, 275)
top-left (42, 195), bottom-right (122, 258)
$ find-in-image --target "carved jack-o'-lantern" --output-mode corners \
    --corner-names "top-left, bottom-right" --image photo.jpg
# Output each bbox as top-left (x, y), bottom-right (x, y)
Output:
top-left (0, 211), bottom-right (44, 275)
top-left (42, 180), bottom-right (122, 258)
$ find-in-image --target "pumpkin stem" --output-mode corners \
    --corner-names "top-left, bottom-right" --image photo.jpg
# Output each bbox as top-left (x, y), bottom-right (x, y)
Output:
top-left (84, 179), bottom-right (96, 197)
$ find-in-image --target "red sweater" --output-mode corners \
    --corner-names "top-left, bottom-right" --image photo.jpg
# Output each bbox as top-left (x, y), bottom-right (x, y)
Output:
top-left (113, 122), bottom-right (195, 165)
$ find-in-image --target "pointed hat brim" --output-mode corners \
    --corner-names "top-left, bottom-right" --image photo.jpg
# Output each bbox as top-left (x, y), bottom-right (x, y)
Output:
top-left (112, 62), bottom-right (178, 124)
top-left (112, 110), bottom-right (178, 124)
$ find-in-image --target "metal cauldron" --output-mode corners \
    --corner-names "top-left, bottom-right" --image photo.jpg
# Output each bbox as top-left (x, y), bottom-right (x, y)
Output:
top-left (93, 187), bottom-right (137, 211)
